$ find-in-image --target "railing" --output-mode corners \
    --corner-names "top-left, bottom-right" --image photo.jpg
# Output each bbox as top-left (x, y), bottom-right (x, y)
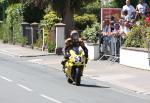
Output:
top-left (99, 34), bottom-right (123, 63)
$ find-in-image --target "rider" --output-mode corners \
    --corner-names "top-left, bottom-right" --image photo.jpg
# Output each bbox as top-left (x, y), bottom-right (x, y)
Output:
top-left (61, 30), bottom-right (88, 71)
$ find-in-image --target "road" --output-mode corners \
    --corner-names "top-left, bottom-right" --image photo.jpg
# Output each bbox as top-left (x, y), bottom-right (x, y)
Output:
top-left (0, 54), bottom-right (150, 103)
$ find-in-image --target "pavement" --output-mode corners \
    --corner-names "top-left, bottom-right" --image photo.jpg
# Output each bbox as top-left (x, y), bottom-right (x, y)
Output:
top-left (0, 42), bottom-right (150, 96)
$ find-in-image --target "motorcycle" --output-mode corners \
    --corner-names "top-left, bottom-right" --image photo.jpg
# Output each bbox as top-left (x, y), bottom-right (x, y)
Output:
top-left (64, 47), bottom-right (86, 86)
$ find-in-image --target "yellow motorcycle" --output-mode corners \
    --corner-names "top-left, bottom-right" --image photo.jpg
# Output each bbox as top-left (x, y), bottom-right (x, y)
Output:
top-left (64, 47), bottom-right (86, 86)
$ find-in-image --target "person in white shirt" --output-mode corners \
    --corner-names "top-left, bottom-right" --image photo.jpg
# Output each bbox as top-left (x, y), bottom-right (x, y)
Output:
top-left (136, 0), bottom-right (149, 15)
top-left (122, 0), bottom-right (136, 19)
top-left (122, 10), bottom-right (131, 34)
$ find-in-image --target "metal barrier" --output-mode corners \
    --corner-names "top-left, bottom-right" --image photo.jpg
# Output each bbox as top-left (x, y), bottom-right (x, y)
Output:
top-left (99, 35), bottom-right (123, 62)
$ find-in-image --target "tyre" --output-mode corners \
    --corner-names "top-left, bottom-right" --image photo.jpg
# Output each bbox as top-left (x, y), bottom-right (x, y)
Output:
top-left (67, 78), bottom-right (73, 84)
top-left (75, 68), bottom-right (81, 86)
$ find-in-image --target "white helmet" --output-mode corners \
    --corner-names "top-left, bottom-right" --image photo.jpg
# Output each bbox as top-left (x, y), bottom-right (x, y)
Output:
top-left (70, 30), bottom-right (79, 42)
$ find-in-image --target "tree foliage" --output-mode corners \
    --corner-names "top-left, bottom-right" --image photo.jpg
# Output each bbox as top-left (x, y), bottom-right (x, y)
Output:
top-left (102, 0), bottom-right (139, 8)
top-left (5, 3), bottom-right (24, 44)
top-left (74, 14), bottom-right (97, 30)
top-left (41, 11), bottom-right (61, 29)
top-left (51, 0), bottom-right (97, 32)
top-left (81, 22), bottom-right (100, 43)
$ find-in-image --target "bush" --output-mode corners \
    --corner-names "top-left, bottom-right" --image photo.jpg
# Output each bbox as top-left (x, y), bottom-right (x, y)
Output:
top-left (17, 36), bottom-right (27, 46)
top-left (0, 21), bottom-right (10, 43)
top-left (81, 22), bottom-right (100, 43)
top-left (74, 14), bottom-right (97, 30)
top-left (48, 42), bottom-right (55, 53)
top-left (124, 26), bottom-right (145, 48)
top-left (40, 11), bottom-right (61, 30)
top-left (124, 17), bottom-right (150, 48)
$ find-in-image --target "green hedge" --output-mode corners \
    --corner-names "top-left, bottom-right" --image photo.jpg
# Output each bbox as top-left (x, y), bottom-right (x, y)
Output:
top-left (81, 22), bottom-right (100, 43)
top-left (74, 13), bottom-right (97, 30)
top-left (124, 19), bottom-right (150, 48)
top-left (40, 11), bottom-right (61, 30)
top-left (124, 26), bottom-right (144, 48)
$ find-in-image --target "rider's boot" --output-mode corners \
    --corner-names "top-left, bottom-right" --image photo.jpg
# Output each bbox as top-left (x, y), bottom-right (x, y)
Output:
top-left (61, 60), bottom-right (66, 72)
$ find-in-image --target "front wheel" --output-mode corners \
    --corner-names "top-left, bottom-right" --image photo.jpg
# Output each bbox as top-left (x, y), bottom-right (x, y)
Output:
top-left (75, 68), bottom-right (81, 86)
top-left (67, 78), bottom-right (73, 84)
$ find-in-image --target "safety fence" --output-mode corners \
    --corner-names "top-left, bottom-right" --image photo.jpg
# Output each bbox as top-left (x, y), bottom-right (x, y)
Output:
top-left (98, 34), bottom-right (123, 63)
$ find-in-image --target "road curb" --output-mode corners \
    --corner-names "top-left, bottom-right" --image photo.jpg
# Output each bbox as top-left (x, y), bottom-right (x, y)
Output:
top-left (0, 49), bottom-right (57, 58)
top-left (19, 53), bottom-right (56, 58)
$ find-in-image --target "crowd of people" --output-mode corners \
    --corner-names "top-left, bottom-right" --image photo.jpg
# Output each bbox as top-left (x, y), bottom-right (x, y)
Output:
top-left (99, 0), bottom-right (150, 60)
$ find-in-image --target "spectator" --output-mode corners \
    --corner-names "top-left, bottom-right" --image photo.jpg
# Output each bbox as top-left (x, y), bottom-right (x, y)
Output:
top-left (110, 23), bottom-right (124, 56)
top-left (102, 18), bottom-right (111, 36)
top-left (122, 0), bottom-right (136, 19)
top-left (119, 19), bottom-right (125, 36)
top-left (123, 10), bottom-right (131, 34)
top-left (135, 0), bottom-right (149, 19)
top-left (110, 16), bottom-right (116, 32)
top-left (101, 18), bottom-right (112, 54)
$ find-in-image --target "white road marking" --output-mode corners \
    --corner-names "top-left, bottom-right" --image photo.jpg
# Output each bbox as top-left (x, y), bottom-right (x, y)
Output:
top-left (0, 76), bottom-right (13, 82)
top-left (17, 84), bottom-right (33, 92)
top-left (40, 94), bottom-right (62, 103)
top-left (143, 92), bottom-right (150, 95)
top-left (28, 59), bottom-right (43, 63)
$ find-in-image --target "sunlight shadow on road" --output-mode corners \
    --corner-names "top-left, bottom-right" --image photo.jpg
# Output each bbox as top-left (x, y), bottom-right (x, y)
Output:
top-left (80, 84), bottom-right (110, 88)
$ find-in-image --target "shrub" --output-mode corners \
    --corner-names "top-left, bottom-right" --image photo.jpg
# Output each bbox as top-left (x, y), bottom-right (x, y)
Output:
top-left (124, 26), bottom-right (145, 48)
top-left (40, 11), bottom-right (61, 49)
top-left (81, 22), bottom-right (100, 43)
top-left (74, 13), bottom-right (97, 30)
top-left (0, 21), bottom-right (10, 43)
top-left (40, 11), bottom-right (61, 30)
top-left (48, 42), bottom-right (55, 53)
top-left (124, 17), bottom-right (150, 48)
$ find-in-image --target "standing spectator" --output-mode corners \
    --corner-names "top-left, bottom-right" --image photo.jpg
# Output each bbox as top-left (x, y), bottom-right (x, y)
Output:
top-left (119, 19), bottom-right (125, 35)
top-left (110, 16), bottom-right (116, 32)
top-left (101, 18), bottom-right (112, 55)
top-left (123, 10), bottom-right (131, 34)
top-left (110, 23), bottom-right (121, 56)
top-left (122, 0), bottom-right (136, 19)
top-left (136, 0), bottom-right (149, 19)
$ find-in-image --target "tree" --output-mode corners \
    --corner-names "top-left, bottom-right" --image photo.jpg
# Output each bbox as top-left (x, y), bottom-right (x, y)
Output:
top-left (51, 0), bottom-right (97, 34)
top-left (113, 0), bottom-right (138, 8)
top-left (20, 0), bottom-right (97, 34)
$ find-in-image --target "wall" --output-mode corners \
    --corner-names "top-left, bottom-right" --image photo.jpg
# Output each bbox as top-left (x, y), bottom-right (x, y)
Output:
top-left (120, 48), bottom-right (150, 70)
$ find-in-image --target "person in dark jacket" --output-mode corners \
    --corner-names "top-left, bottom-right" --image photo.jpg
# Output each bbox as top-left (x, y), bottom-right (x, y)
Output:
top-left (61, 30), bottom-right (88, 71)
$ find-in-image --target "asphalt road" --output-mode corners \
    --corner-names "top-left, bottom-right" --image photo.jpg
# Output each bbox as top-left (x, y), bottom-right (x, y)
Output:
top-left (0, 54), bottom-right (150, 103)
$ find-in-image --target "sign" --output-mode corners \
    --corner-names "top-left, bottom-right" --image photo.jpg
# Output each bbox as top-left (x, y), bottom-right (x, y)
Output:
top-left (101, 8), bottom-right (122, 30)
